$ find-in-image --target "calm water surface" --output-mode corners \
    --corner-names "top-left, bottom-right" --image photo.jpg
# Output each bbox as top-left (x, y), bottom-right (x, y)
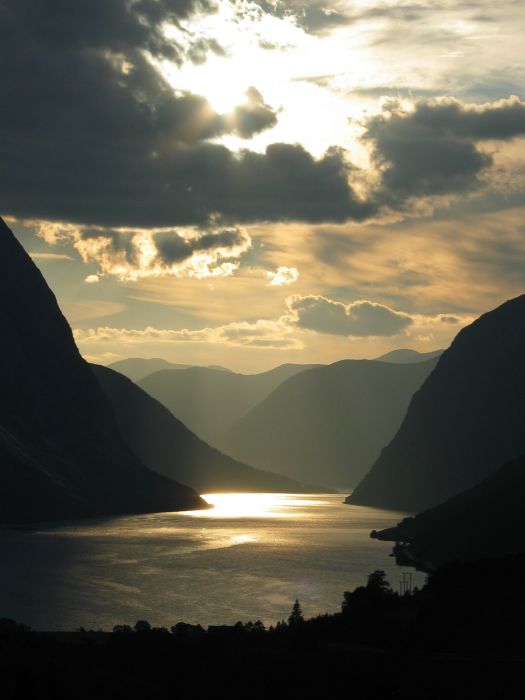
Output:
top-left (0, 494), bottom-right (424, 630)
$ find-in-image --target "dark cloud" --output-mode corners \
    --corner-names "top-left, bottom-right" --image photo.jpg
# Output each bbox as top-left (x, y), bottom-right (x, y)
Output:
top-left (405, 98), bottom-right (525, 140)
top-left (80, 227), bottom-right (139, 265)
top-left (186, 37), bottom-right (227, 65)
top-left (1, 1), bottom-right (523, 230)
top-left (0, 0), bottom-right (371, 228)
top-left (363, 98), bottom-right (525, 205)
top-left (288, 295), bottom-right (414, 336)
top-left (252, 0), bottom-right (351, 34)
top-left (44, 224), bottom-right (252, 279)
top-left (228, 87), bottom-right (278, 139)
top-left (1, 0), bottom-right (215, 61)
top-left (154, 228), bottom-right (249, 263)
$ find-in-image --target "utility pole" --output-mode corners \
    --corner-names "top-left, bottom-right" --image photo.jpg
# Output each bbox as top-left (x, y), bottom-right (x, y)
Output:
top-left (401, 572), bottom-right (413, 595)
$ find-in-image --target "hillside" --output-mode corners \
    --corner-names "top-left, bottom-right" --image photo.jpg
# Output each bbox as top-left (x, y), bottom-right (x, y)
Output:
top-left (138, 363), bottom-right (322, 445)
top-left (0, 218), bottom-right (205, 523)
top-left (374, 348), bottom-right (444, 364)
top-left (372, 452), bottom-right (525, 567)
top-left (221, 358), bottom-right (438, 488)
top-left (348, 295), bottom-right (525, 512)
top-left (93, 365), bottom-right (314, 493)
top-left (108, 358), bottom-right (232, 382)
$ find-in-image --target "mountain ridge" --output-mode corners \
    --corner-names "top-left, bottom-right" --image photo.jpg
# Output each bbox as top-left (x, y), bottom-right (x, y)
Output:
top-left (138, 363), bottom-right (323, 445)
top-left (93, 364), bottom-right (320, 493)
top-left (0, 218), bottom-right (205, 523)
top-left (372, 451), bottom-right (525, 568)
top-left (374, 348), bottom-right (444, 364)
top-left (220, 357), bottom-right (438, 487)
top-left (348, 294), bottom-right (525, 512)
top-left (108, 358), bottom-right (232, 382)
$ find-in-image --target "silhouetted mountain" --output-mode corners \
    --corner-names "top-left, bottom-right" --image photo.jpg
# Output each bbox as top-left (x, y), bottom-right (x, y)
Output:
top-left (138, 364), bottom-right (322, 445)
top-left (348, 295), bottom-right (525, 512)
top-left (108, 358), bottom-right (232, 382)
top-left (221, 358), bottom-right (438, 488)
top-left (0, 218), bottom-right (205, 523)
top-left (373, 452), bottom-right (525, 567)
top-left (108, 358), bottom-right (192, 381)
top-left (374, 348), bottom-right (443, 364)
top-left (92, 365), bottom-right (313, 493)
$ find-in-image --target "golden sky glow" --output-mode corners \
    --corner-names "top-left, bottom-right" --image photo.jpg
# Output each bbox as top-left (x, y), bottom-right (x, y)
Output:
top-left (5, 0), bottom-right (525, 371)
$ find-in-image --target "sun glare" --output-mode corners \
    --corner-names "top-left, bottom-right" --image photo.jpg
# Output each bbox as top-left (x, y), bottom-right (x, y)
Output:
top-left (182, 493), bottom-right (321, 519)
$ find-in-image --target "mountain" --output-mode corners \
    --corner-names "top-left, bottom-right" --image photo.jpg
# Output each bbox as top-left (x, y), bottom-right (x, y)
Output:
top-left (372, 452), bottom-right (525, 568)
top-left (92, 365), bottom-right (314, 493)
top-left (348, 295), bottom-right (525, 512)
top-left (108, 358), bottom-right (193, 381)
top-left (374, 348), bottom-right (444, 364)
top-left (138, 363), bottom-right (322, 445)
top-left (0, 218), bottom-right (205, 523)
top-left (221, 358), bottom-right (438, 488)
top-left (108, 358), bottom-right (232, 382)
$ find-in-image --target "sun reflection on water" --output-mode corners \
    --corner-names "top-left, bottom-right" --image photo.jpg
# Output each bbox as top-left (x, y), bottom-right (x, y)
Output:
top-left (182, 493), bottom-right (323, 519)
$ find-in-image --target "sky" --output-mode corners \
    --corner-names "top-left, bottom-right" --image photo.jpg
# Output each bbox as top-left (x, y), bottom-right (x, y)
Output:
top-left (2, 0), bottom-right (525, 372)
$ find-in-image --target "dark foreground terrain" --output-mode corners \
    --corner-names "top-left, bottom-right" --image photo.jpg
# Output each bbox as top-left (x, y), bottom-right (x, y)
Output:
top-left (2, 555), bottom-right (525, 699)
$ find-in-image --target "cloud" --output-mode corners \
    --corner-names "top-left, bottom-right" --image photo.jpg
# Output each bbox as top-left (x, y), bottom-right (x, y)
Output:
top-left (28, 252), bottom-right (73, 261)
top-left (154, 228), bottom-right (250, 264)
top-left (72, 296), bottom-right (473, 355)
top-left (1, 1), bottom-right (523, 232)
top-left (287, 295), bottom-right (414, 336)
top-left (265, 266), bottom-right (299, 286)
top-left (253, 0), bottom-right (502, 36)
top-left (252, 1), bottom-right (352, 35)
top-left (363, 97), bottom-right (525, 206)
top-left (1, 0), bottom-right (216, 62)
top-left (186, 36), bottom-right (227, 65)
top-left (439, 314), bottom-right (461, 324)
top-left (0, 0), bottom-right (372, 229)
top-left (74, 316), bottom-right (302, 350)
top-left (61, 299), bottom-right (126, 323)
top-left (36, 222), bottom-right (252, 280)
top-left (226, 87), bottom-right (278, 138)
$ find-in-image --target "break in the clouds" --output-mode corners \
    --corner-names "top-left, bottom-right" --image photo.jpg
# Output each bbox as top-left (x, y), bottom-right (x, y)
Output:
top-left (3, 0), bottom-right (524, 232)
top-left (37, 222), bottom-right (252, 280)
top-left (266, 266), bottom-right (299, 286)
top-left (0, 0), bottom-right (370, 228)
top-left (287, 295), bottom-right (414, 337)
top-left (2, 0), bottom-right (524, 369)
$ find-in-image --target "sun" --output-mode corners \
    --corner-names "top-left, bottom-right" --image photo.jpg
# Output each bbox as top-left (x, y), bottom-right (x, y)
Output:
top-left (155, 4), bottom-right (375, 155)
top-left (160, 48), bottom-right (260, 115)
top-left (192, 57), bottom-right (256, 115)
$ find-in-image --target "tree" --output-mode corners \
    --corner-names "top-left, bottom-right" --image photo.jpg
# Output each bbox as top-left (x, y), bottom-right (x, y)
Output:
top-left (366, 570), bottom-right (391, 595)
top-left (288, 599), bottom-right (304, 627)
top-left (134, 619), bottom-right (151, 633)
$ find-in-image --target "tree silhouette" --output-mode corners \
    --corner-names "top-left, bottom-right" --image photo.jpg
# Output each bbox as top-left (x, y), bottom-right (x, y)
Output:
top-left (366, 570), bottom-right (391, 594)
top-left (288, 599), bottom-right (304, 627)
top-left (134, 620), bottom-right (151, 633)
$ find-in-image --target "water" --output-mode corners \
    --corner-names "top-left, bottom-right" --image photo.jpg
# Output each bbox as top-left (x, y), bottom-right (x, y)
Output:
top-left (0, 494), bottom-right (424, 630)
